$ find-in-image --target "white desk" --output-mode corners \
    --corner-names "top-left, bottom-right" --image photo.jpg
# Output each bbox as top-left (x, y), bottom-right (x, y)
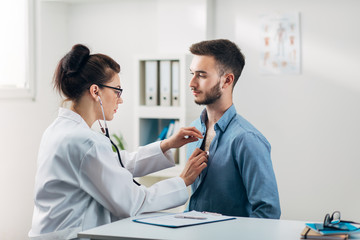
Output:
top-left (78, 212), bottom-right (308, 240)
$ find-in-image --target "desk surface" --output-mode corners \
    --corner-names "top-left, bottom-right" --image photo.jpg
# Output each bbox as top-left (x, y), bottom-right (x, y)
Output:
top-left (78, 212), bottom-right (309, 240)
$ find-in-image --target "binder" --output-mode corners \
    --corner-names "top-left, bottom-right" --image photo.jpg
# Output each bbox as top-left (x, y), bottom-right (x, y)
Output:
top-left (156, 126), bottom-right (169, 141)
top-left (165, 120), bottom-right (175, 139)
top-left (145, 61), bottom-right (159, 106)
top-left (171, 61), bottom-right (180, 106)
top-left (173, 120), bottom-right (180, 134)
top-left (160, 60), bottom-right (172, 106)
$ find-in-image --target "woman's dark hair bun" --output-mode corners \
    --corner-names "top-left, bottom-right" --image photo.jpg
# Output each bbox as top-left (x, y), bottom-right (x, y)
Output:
top-left (62, 44), bottom-right (90, 77)
top-left (54, 43), bottom-right (120, 102)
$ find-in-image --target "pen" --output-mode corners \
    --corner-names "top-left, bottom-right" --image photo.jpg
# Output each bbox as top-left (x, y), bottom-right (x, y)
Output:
top-left (202, 211), bottom-right (222, 216)
top-left (174, 215), bottom-right (207, 220)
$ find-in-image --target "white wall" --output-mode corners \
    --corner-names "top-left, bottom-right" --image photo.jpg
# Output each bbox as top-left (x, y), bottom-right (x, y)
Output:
top-left (0, 2), bottom-right (68, 239)
top-left (1, 0), bottom-right (359, 239)
top-left (67, 0), bottom-right (160, 150)
top-left (156, 0), bottom-right (212, 53)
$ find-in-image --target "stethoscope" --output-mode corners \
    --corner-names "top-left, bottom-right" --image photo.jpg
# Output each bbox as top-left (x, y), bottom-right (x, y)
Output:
top-left (97, 96), bottom-right (141, 186)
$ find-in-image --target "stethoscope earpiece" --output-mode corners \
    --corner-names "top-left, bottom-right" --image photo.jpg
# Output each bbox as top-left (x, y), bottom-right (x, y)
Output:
top-left (97, 96), bottom-right (108, 137)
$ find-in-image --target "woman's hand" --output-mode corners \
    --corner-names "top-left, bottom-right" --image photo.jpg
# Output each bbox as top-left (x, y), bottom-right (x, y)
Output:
top-left (160, 127), bottom-right (203, 153)
top-left (179, 148), bottom-right (208, 186)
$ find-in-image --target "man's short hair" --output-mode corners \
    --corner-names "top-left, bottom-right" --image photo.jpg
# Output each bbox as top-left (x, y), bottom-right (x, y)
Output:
top-left (189, 39), bottom-right (245, 87)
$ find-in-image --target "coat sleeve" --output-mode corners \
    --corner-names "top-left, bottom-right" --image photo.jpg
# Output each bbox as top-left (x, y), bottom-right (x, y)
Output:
top-left (79, 141), bottom-right (188, 218)
top-left (119, 141), bottom-right (175, 177)
top-left (235, 132), bottom-right (281, 219)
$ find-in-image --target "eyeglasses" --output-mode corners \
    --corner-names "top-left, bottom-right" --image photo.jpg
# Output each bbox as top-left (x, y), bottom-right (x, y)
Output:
top-left (323, 211), bottom-right (360, 231)
top-left (99, 84), bottom-right (123, 98)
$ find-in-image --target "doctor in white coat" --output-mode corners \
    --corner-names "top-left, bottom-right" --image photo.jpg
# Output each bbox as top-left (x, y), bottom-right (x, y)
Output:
top-left (29, 44), bottom-right (208, 240)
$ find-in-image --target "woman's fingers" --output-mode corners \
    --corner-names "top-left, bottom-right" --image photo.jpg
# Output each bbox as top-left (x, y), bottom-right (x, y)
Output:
top-left (166, 127), bottom-right (203, 149)
top-left (161, 126), bottom-right (203, 153)
top-left (179, 148), bottom-right (208, 186)
top-left (179, 127), bottom-right (203, 139)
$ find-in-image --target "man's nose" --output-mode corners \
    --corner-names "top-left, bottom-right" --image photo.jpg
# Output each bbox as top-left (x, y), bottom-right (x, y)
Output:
top-left (189, 75), bottom-right (197, 88)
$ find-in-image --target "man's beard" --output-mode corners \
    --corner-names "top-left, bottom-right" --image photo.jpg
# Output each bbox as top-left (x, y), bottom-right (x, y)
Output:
top-left (194, 81), bottom-right (222, 105)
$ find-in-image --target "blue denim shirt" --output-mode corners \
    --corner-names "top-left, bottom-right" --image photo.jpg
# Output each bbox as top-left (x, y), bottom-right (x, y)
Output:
top-left (186, 105), bottom-right (281, 219)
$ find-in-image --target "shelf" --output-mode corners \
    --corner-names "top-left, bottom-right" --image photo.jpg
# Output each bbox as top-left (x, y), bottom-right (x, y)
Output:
top-left (137, 106), bottom-right (183, 119)
top-left (134, 54), bottom-right (194, 179)
top-left (139, 118), bottom-right (179, 146)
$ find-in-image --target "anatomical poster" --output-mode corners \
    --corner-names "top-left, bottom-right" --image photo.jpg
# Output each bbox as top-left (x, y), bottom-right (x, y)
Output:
top-left (259, 13), bottom-right (301, 74)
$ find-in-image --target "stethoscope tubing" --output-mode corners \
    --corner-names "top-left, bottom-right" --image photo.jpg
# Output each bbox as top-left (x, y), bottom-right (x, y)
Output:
top-left (98, 96), bottom-right (140, 186)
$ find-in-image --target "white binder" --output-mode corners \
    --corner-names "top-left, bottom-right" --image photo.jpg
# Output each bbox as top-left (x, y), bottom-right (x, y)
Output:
top-left (165, 120), bottom-right (175, 139)
top-left (145, 61), bottom-right (158, 106)
top-left (171, 61), bottom-right (180, 106)
top-left (160, 60), bottom-right (171, 106)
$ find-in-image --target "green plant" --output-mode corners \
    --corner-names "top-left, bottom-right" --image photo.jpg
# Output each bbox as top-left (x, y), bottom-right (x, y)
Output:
top-left (111, 132), bottom-right (127, 151)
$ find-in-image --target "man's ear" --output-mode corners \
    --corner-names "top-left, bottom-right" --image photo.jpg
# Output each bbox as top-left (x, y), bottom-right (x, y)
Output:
top-left (89, 84), bottom-right (100, 101)
top-left (222, 74), bottom-right (234, 89)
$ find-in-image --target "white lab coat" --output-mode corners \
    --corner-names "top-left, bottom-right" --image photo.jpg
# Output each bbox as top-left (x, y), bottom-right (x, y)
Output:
top-left (29, 108), bottom-right (188, 240)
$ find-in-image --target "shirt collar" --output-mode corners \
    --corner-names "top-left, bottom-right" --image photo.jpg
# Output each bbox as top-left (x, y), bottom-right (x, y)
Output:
top-left (58, 107), bottom-right (90, 128)
top-left (200, 108), bottom-right (208, 124)
top-left (200, 104), bottom-right (237, 132)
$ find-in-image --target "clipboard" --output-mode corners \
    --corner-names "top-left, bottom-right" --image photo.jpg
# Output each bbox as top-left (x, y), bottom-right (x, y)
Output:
top-left (133, 211), bottom-right (236, 228)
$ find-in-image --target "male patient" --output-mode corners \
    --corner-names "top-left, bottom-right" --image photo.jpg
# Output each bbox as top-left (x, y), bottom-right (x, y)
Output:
top-left (186, 39), bottom-right (281, 219)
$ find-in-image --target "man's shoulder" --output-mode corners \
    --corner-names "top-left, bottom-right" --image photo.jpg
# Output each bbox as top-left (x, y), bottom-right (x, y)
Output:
top-left (229, 114), bottom-right (270, 145)
top-left (230, 114), bottom-right (260, 133)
